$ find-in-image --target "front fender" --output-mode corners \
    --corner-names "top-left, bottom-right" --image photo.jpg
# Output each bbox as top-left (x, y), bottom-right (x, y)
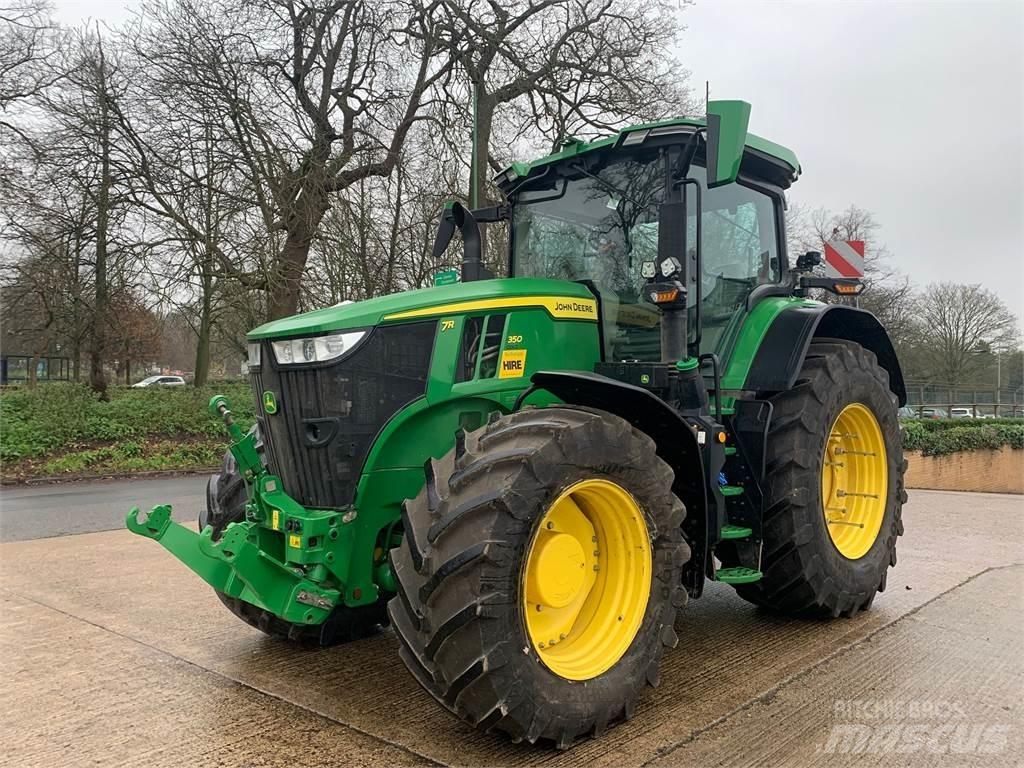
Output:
top-left (528, 370), bottom-right (709, 592)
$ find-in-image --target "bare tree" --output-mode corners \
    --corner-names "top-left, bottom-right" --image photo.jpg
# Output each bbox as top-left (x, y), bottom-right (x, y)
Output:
top-left (916, 282), bottom-right (1020, 388)
top-left (40, 31), bottom-right (124, 396)
top-left (122, 0), bottom-right (453, 320)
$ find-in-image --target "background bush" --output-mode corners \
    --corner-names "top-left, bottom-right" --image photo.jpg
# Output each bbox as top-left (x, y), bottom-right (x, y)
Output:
top-left (900, 418), bottom-right (1024, 457)
top-left (1, 382), bottom-right (255, 476)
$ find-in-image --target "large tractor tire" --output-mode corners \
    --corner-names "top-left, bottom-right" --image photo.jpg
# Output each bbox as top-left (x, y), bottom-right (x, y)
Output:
top-left (388, 407), bottom-right (690, 748)
top-left (201, 425), bottom-right (388, 646)
top-left (733, 339), bottom-right (906, 617)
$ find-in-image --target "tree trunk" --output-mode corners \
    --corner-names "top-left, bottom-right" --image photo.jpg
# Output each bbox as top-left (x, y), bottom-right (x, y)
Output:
top-left (385, 163), bottom-right (404, 293)
top-left (469, 91), bottom-right (495, 211)
top-left (194, 269), bottom-right (212, 387)
top-left (28, 354), bottom-right (39, 388)
top-left (266, 198), bottom-right (327, 321)
top-left (89, 42), bottom-right (111, 399)
top-left (194, 126), bottom-right (215, 387)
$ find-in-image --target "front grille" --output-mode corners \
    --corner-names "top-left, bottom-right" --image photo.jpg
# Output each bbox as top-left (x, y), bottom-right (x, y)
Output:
top-left (250, 321), bottom-right (436, 509)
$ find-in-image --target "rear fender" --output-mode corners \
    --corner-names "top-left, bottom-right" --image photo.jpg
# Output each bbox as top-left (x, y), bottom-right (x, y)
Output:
top-left (743, 305), bottom-right (906, 405)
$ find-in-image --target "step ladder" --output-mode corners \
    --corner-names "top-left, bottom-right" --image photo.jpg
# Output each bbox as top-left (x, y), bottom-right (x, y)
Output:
top-left (714, 469), bottom-right (763, 584)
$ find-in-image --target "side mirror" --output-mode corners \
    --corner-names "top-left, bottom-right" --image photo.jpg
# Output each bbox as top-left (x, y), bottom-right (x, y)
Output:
top-left (656, 200), bottom-right (689, 284)
top-left (705, 100), bottom-right (751, 188)
top-left (431, 201), bottom-right (492, 282)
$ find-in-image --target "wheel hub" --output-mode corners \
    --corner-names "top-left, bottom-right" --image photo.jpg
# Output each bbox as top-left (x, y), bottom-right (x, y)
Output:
top-left (525, 531), bottom-right (587, 608)
top-left (522, 479), bottom-right (652, 681)
top-left (821, 402), bottom-right (888, 560)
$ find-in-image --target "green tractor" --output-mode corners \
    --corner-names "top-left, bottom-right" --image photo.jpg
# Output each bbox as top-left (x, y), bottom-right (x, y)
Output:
top-left (127, 100), bottom-right (906, 748)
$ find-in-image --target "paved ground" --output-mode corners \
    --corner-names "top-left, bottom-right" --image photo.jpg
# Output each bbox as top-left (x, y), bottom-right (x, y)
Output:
top-left (0, 475), bottom-right (207, 541)
top-left (0, 484), bottom-right (1021, 767)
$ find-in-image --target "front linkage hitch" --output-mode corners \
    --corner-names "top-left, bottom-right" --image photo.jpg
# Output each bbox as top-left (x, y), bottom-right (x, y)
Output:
top-left (125, 395), bottom-right (354, 625)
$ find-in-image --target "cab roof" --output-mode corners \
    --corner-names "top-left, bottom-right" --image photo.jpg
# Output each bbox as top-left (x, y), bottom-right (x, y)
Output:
top-left (494, 116), bottom-right (801, 192)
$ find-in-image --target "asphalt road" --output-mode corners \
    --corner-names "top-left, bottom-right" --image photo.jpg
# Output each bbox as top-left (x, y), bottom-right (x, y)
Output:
top-left (0, 483), bottom-right (1021, 767)
top-left (0, 475), bottom-right (208, 542)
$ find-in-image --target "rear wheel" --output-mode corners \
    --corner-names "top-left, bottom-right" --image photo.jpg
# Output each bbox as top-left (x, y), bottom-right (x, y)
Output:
top-left (388, 407), bottom-right (689, 748)
top-left (201, 426), bottom-right (388, 646)
top-left (732, 339), bottom-right (906, 617)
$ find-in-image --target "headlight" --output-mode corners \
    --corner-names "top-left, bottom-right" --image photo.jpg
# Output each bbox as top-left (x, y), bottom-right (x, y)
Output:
top-left (270, 331), bottom-right (366, 365)
top-left (247, 342), bottom-right (261, 370)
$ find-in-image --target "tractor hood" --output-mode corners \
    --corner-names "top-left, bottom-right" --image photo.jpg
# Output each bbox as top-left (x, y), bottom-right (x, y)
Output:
top-left (247, 277), bottom-right (597, 340)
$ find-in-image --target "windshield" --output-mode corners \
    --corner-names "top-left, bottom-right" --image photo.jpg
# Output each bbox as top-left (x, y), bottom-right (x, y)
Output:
top-left (511, 151), bottom-right (781, 362)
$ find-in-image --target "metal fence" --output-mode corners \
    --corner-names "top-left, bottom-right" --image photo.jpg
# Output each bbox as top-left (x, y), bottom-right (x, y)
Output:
top-left (903, 380), bottom-right (1023, 418)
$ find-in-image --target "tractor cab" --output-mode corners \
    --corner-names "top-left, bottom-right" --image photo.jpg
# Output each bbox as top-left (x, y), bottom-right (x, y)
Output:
top-left (430, 101), bottom-right (804, 387)
top-left (506, 143), bottom-right (787, 365)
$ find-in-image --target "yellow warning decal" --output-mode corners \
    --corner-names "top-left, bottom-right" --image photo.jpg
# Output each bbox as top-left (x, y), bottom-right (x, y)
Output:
top-left (498, 349), bottom-right (528, 379)
top-left (288, 534), bottom-right (301, 549)
top-left (271, 510), bottom-right (280, 530)
top-left (383, 296), bottom-right (597, 322)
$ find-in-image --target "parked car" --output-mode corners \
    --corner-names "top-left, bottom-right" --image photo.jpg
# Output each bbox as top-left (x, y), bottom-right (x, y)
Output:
top-left (132, 375), bottom-right (187, 388)
top-left (950, 408), bottom-right (974, 419)
top-left (897, 406), bottom-right (917, 419)
top-left (919, 407), bottom-right (949, 420)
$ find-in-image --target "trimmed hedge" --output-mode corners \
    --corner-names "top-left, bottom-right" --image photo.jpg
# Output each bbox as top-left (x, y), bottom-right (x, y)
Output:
top-left (1, 382), bottom-right (256, 478)
top-left (900, 418), bottom-right (1024, 457)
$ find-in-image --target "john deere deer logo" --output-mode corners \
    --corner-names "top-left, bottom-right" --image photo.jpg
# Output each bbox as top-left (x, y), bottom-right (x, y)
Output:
top-left (263, 390), bottom-right (278, 414)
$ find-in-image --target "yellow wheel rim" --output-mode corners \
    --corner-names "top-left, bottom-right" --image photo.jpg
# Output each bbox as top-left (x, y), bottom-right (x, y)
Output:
top-left (821, 403), bottom-right (888, 560)
top-left (522, 479), bottom-right (652, 681)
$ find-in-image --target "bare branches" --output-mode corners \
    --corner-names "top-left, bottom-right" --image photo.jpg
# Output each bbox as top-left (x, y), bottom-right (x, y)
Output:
top-left (0, 0), bottom-right (63, 110)
top-left (432, 0), bottom-right (693, 209)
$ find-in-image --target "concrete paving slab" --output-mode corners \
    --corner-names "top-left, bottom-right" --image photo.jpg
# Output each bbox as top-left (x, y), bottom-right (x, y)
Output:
top-left (0, 489), bottom-right (1021, 766)
top-left (646, 565), bottom-right (1024, 767)
top-left (0, 593), bottom-right (433, 767)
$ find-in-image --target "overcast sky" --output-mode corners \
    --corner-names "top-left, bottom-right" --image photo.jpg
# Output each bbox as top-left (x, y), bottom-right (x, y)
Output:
top-left (680, 0), bottom-right (1023, 321)
top-left (53, 0), bottom-right (1023, 321)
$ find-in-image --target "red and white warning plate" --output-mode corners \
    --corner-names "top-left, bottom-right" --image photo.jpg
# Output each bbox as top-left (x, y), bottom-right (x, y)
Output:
top-left (824, 240), bottom-right (865, 279)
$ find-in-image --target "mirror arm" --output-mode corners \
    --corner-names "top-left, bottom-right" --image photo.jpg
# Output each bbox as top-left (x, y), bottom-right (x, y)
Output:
top-left (676, 178), bottom-right (703, 357)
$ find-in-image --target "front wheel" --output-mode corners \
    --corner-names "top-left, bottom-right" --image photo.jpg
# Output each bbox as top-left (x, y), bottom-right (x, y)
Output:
top-left (732, 339), bottom-right (907, 617)
top-left (388, 407), bottom-right (690, 748)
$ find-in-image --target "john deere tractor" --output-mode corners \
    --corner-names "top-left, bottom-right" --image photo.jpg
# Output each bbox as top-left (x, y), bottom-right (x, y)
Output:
top-left (127, 101), bottom-right (906, 748)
